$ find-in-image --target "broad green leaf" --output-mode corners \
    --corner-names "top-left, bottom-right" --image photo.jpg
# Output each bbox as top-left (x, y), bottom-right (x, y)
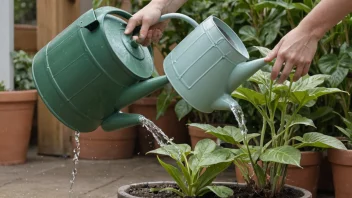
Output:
top-left (334, 111), bottom-right (352, 129)
top-left (292, 132), bottom-right (347, 150)
top-left (206, 186), bottom-right (234, 198)
top-left (175, 99), bottom-right (192, 121)
top-left (254, 1), bottom-right (295, 10)
top-left (206, 125), bottom-right (260, 145)
top-left (248, 70), bottom-right (272, 85)
top-left (290, 87), bottom-right (347, 107)
top-left (307, 107), bottom-right (333, 120)
top-left (318, 54), bottom-right (350, 87)
top-left (291, 74), bottom-right (330, 91)
top-left (252, 46), bottom-right (271, 57)
top-left (196, 162), bottom-right (232, 191)
top-left (239, 25), bottom-right (260, 43)
top-left (260, 145), bottom-right (301, 167)
top-left (285, 114), bottom-right (316, 128)
top-left (232, 87), bottom-right (266, 105)
top-left (189, 139), bottom-right (217, 173)
top-left (157, 156), bottom-right (188, 193)
top-left (199, 148), bottom-right (235, 167)
top-left (147, 144), bottom-right (191, 161)
top-left (260, 20), bottom-right (281, 46)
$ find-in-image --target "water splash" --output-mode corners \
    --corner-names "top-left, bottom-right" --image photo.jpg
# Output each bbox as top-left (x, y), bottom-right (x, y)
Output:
top-left (230, 103), bottom-right (248, 135)
top-left (69, 131), bottom-right (80, 195)
top-left (139, 116), bottom-right (181, 159)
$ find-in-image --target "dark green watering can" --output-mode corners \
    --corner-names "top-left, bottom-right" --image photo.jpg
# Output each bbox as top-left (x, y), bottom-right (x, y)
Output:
top-left (32, 6), bottom-right (266, 133)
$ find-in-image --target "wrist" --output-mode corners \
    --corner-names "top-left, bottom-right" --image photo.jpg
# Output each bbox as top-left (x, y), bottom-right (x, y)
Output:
top-left (297, 19), bottom-right (326, 41)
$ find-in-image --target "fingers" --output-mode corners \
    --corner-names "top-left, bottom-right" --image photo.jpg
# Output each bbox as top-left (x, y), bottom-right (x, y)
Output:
top-left (141, 30), bottom-right (153, 46)
top-left (265, 40), bottom-right (283, 62)
top-left (137, 16), bottom-right (153, 43)
top-left (125, 16), bottom-right (139, 35)
top-left (302, 64), bottom-right (311, 76)
top-left (271, 56), bottom-right (284, 81)
top-left (293, 65), bottom-right (304, 82)
top-left (278, 61), bottom-right (294, 84)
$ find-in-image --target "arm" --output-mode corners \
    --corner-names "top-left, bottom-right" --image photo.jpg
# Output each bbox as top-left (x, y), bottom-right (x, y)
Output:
top-left (265, 0), bottom-right (352, 83)
top-left (124, 0), bottom-right (188, 46)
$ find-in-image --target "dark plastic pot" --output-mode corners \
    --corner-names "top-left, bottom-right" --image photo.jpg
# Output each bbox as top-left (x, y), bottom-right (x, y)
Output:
top-left (117, 181), bottom-right (312, 198)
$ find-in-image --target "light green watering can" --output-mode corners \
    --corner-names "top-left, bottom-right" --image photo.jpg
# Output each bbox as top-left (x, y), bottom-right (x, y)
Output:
top-left (32, 6), bottom-right (266, 133)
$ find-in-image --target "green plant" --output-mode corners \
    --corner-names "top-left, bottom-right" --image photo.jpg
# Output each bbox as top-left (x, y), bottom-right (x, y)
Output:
top-left (11, 50), bottom-right (35, 90)
top-left (335, 111), bottom-right (352, 149)
top-left (147, 139), bottom-right (236, 197)
top-left (0, 81), bottom-right (5, 91)
top-left (14, 0), bottom-right (36, 24)
top-left (92, 0), bottom-right (122, 9)
top-left (191, 69), bottom-right (348, 197)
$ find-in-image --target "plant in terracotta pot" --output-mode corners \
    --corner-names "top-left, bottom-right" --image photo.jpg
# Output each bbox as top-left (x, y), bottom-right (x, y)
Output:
top-left (0, 50), bottom-right (37, 165)
top-left (328, 111), bottom-right (352, 198)
top-left (190, 70), bottom-right (347, 198)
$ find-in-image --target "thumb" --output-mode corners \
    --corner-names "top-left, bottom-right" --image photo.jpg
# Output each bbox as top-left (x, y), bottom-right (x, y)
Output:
top-left (264, 40), bottom-right (283, 62)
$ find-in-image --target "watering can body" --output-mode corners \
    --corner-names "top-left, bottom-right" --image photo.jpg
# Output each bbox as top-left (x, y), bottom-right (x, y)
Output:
top-left (163, 16), bottom-right (266, 113)
top-left (32, 6), bottom-right (267, 133)
top-left (32, 7), bottom-right (169, 132)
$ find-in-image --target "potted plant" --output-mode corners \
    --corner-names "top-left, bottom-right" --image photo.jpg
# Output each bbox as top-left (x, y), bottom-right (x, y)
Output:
top-left (0, 50), bottom-right (37, 165)
top-left (190, 70), bottom-right (347, 198)
top-left (328, 111), bottom-right (352, 198)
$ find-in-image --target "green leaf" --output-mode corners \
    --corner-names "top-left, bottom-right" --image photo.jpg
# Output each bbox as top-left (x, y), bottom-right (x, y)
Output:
top-left (248, 70), bottom-right (272, 85)
top-left (260, 146), bottom-right (301, 167)
top-left (196, 162), bottom-right (232, 191)
top-left (291, 74), bottom-right (330, 91)
top-left (292, 132), bottom-right (347, 150)
top-left (232, 87), bottom-right (266, 105)
top-left (156, 91), bottom-right (175, 120)
top-left (254, 1), bottom-right (295, 10)
top-left (307, 107), bottom-right (333, 120)
top-left (335, 125), bottom-right (352, 139)
top-left (318, 54), bottom-right (349, 87)
top-left (189, 139), bottom-right (217, 173)
top-left (157, 156), bottom-right (188, 193)
top-left (175, 99), bottom-right (192, 121)
top-left (292, 3), bottom-right (311, 13)
top-left (188, 123), bottom-right (218, 132)
top-left (206, 125), bottom-right (260, 145)
top-left (206, 186), bottom-right (234, 198)
top-left (239, 25), bottom-right (260, 43)
top-left (147, 144), bottom-right (191, 161)
top-left (260, 20), bottom-right (281, 46)
top-left (199, 148), bottom-right (235, 167)
top-left (285, 114), bottom-right (316, 128)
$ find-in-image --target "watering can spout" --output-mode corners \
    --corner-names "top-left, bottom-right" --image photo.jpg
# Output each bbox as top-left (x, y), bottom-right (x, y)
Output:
top-left (211, 94), bottom-right (239, 111)
top-left (228, 58), bottom-right (267, 91)
top-left (101, 112), bottom-right (141, 131)
top-left (116, 76), bottom-right (169, 109)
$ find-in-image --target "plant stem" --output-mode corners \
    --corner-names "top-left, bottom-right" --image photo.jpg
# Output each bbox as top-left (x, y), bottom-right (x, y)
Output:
top-left (260, 119), bottom-right (267, 150)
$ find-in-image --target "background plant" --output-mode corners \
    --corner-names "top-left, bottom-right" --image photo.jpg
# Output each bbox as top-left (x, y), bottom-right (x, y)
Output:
top-left (14, 0), bottom-right (36, 24)
top-left (11, 50), bottom-right (35, 91)
top-left (0, 82), bottom-right (5, 91)
top-left (147, 139), bottom-right (235, 197)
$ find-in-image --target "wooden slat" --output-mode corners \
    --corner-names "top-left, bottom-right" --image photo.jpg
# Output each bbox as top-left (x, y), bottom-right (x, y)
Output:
top-left (36, 0), bottom-right (86, 157)
top-left (14, 24), bottom-right (37, 53)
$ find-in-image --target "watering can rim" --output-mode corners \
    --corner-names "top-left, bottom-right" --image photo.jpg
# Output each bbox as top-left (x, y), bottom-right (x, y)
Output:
top-left (207, 15), bottom-right (250, 61)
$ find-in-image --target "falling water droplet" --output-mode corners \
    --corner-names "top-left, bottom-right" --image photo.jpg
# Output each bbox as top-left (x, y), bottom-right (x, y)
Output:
top-left (69, 131), bottom-right (80, 196)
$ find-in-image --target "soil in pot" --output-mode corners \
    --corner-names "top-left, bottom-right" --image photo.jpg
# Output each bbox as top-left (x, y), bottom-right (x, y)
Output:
top-left (131, 97), bottom-right (189, 154)
top-left (0, 90), bottom-right (37, 165)
top-left (328, 148), bottom-right (352, 198)
top-left (118, 182), bottom-right (312, 198)
top-left (286, 151), bottom-right (322, 198)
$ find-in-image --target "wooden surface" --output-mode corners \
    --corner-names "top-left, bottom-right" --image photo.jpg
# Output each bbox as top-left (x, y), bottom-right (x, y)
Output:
top-left (14, 24), bottom-right (37, 53)
top-left (36, 0), bottom-right (91, 157)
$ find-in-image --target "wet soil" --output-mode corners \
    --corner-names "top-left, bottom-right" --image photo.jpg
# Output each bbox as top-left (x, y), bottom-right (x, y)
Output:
top-left (127, 183), bottom-right (304, 198)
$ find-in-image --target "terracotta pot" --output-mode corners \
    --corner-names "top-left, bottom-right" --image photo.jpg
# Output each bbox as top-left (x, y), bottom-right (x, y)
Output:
top-left (286, 151), bottom-right (322, 198)
top-left (188, 125), bottom-right (217, 149)
top-left (328, 148), bottom-right (352, 198)
top-left (235, 152), bottom-right (322, 198)
top-left (0, 90), bottom-right (37, 165)
top-left (130, 97), bottom-right (189, 154)
top-left (235, 161), bottom-right (263, 184)
top-left (117, 181), bottom-right (312, 198)
top-left (77, 107), bottom-right (137, 160)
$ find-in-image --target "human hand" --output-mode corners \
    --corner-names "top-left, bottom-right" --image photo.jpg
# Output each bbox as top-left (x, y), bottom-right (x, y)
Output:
top-left (124, 1), bottom-right (169, 46)
top-left (264, 26), bottom-right (319, 83)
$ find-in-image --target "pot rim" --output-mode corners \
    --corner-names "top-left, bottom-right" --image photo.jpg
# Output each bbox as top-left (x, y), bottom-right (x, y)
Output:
top-left (328, 148), bottom-right (352, 165)
top-left (117, 181), bottom-right (312, 198)
top-left (0, 89), bottom-right (37, 102)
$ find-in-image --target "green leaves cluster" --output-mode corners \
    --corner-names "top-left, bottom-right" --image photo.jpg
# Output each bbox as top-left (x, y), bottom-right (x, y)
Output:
top-left (11, 50), bottom-right (35, 91)
top-left (147, 139), bottom-right (235, 197)
top-left (0, 81), bottom-right (5, 91)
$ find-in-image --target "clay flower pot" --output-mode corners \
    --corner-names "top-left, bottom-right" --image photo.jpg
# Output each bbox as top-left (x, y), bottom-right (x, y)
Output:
top-left (130, 97), bottom-right (189, 154)
top-left (78, 107), bottom-right (137, 160)
top-left (0, 90), bottom-right (37, 165)
top-left (117, 181), bottom-right (312, 198)
top-left (286, 151), bottom-right (323, 198)
top-left (328, 148), bottom-right (352, 198)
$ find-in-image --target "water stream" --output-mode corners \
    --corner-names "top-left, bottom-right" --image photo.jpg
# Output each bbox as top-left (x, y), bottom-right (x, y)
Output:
top-left (230, 103), bottom-right (248, 135)
top-left (69, 131), bottom-right (80, 196)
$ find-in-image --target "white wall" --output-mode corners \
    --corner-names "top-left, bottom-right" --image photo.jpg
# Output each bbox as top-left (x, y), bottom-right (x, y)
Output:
top-left (0, 0), bottom-right (14, 90)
